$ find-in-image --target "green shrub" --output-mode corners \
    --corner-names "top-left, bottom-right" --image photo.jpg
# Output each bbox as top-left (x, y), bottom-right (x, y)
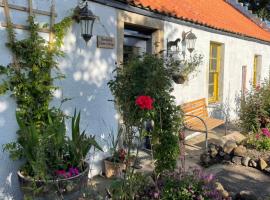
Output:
top-left (246, 128), bottom-right (270, 151)
top-left (108, 54), bottom-right (182, 173)
top-left (238, 80), bottom-right (270, 133)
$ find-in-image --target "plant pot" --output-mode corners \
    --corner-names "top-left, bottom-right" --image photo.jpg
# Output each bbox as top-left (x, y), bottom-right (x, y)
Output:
top-left (17, 162), bottom-right (89, 200)
top-left (172, 74), bottom-right (187, 84)
top-left (104, 159), bottom-right (126, 178)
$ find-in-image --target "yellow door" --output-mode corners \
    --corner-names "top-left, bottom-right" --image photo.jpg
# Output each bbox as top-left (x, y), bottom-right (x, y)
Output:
top-left (208, 43), bottom-right (221, 103)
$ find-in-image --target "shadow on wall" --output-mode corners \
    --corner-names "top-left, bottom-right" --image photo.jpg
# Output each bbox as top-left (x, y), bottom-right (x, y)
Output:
top-left (0, 8), bottom-right (118, 199)
top-left (52, 23), bottom-right (118, 175)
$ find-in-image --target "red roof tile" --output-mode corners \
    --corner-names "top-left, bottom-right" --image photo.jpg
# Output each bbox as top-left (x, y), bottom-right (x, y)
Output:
top-left (129, 0), bottom-right (270, 43)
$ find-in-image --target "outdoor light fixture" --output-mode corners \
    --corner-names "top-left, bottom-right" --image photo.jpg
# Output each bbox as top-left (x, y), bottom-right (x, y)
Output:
top-left (77, 1), bottom-right (98, 43)
top-left (166, 30), bottom-right (197, 57)
top-left (184, 31), bottom-right (197, 53)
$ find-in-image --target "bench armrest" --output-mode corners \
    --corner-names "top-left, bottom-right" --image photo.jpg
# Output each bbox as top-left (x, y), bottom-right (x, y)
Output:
top-left (184, 114), bottom-right (208, 131)
top-left (183, 114), bottom-right (209, 149)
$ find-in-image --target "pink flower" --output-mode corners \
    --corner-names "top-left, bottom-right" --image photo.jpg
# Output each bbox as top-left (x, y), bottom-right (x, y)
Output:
top-left (255, 134), bottom-right (260, 139)
top-left (261, 128), bottom-right (270, 138)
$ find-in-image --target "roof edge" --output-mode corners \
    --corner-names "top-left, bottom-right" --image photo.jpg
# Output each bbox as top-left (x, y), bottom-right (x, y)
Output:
top-left (90, 0), bottom-right (270, 45)
top-left (225, 0), bottom-right (270, 32)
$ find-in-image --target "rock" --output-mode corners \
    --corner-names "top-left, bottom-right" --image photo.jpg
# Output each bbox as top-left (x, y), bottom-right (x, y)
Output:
top-left (210, 148), bottom-right (218, 158)
top-left (219, 150), bottom-right (226, 157)
top-left (200, 152), bottom-right (211, 166)
top-left (215, 182), bottom-right (229, 198)
top-left (241, 156), bottom-right (251, 167)
top-left (248, 159), bottom-right (257, 168)
top-left (222, 131), bottom-right (246, 143)
top-left (264, 167), bottom-right (270, 175)
top-left (232, 156), bottom-right (242, 165)
top-left (235, 190), bottom-right (257, 200)
top-left (233, 145), bottom-right (247, 157)
top-left (224, 154), bottom-right (231, 161)
top-left (258, 158), bottom-right (268, 170)
top-left (211, 138), bottom-right (226, 148)
top-left (223, 140), bottom-right (237, 154)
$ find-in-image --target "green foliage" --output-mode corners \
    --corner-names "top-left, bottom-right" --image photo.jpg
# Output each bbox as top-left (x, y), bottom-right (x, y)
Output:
top-left (239, 0), bottom-right (270, 20)
top-left (238, 80), bottom-right (270, 133)
top-left (68, 110), bottom-right (103, 169)
top-left (169, 53), bottom-right (203, 80)
top-left (109, 172), bottom-right (149, 200)
top-left (0, 16), bottom-right (72, 127)
top-left (246, 133), bottom-right (270, 151)
top-left (1, 16), bottom-right (102, 181)
top-left (108, 54), bottom-right (183, 173)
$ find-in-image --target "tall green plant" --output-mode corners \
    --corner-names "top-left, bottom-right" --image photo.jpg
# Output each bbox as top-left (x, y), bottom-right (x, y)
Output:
top-left (69, 110), bottom-right (103, 168)
top-left (108, 54), bottom-right (183, 173)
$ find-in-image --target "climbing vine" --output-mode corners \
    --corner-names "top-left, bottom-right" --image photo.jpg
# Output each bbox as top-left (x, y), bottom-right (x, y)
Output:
top-left (0, 16), bottom-right (73, 127)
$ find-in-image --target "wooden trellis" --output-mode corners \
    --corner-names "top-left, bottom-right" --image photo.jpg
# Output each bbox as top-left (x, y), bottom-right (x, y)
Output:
top-left (0, 0), bottom-right (57, 43)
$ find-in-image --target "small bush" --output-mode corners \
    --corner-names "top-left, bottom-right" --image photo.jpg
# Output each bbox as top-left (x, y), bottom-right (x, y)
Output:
top-left (238, 80), bottom-right (270, 133)
top-left (137, 169), bottom-right (229, 200)
top-left (246, 128), bottom-right (270, 151)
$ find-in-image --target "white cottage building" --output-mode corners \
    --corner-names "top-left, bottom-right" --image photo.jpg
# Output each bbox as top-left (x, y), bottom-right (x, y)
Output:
top-left (0, 0), bottom-right (270, 198)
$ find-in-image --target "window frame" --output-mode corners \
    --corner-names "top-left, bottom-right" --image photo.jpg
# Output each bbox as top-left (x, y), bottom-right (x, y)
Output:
top-left (208, 42), bottom-right (222, 103)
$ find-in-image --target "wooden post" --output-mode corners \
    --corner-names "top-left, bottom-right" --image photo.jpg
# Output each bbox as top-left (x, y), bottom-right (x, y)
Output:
top-left (49, 0), bottom-right (56, 45)
top-left (3, 0), bottom-right (11, 24)
top-left (28, 0), bottom-right (33, 16)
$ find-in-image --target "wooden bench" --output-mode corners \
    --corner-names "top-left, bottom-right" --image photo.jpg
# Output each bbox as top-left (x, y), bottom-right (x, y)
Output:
top-left (181, 98), bottom-right (227, 149)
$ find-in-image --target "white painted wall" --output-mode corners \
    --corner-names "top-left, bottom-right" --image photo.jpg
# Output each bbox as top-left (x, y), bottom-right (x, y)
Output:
top-left (165, 21), bottom-right (270, 120)
top-left (1, 0), bottom-right (270, 199)
top-left (0, 1), bottom-right (118, 199)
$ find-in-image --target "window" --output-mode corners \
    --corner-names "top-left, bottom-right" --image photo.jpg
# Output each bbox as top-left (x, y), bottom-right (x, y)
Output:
top-left (208, 43), bottom-right (222, 103)
top-left (123, 25), bottom-right (153, 63)
top-left (253, 55), bottom-right (259, 87)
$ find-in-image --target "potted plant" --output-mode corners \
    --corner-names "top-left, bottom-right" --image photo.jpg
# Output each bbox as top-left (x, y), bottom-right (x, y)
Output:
top-left (4, 110), bottom-right (102, 199)
top-left (169, 53), bottom-right (203, 84)
top-left (0, 15), bottom-right (104, 199)
top-left (103, 128), bottom-right (135, 178)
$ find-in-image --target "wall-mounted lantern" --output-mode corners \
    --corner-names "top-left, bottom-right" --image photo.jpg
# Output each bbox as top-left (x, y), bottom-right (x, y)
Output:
top-left (184, 31), bottom-right (197, 54)
top-left (165, 30), bottom-right (202, 85)
top-left (166, 30), bottom-right (197, 57)
top-left (77, 1), bottom-right (98, 43)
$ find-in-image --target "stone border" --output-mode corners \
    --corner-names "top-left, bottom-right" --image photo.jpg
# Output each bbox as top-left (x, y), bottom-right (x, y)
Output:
top-left (200, 140), bottom-right (270, 176)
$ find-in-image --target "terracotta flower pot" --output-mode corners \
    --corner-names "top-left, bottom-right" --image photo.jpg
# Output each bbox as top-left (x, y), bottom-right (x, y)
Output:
top-left (17, 162), bottom-right (89, 200)
top-left (104, 159), bottom-right (126, 178)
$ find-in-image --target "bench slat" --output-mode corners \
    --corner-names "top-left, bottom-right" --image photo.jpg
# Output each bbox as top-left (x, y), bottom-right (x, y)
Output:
top-left (181, 98), bottom-right (224, 132)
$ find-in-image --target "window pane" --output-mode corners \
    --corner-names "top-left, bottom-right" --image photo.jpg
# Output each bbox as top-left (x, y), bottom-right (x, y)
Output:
top-left (211, 45), bottom-right (217, 58)
top-left (210, 59), bottom-right (217, 71)
top-left (209, 73), bottom-right (214, 84)
top-left (209, 85), bottom-right (214, 97)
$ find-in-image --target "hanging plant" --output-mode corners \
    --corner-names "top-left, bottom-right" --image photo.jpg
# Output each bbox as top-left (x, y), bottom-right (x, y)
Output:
top-left (169, 53), bottom-right (203, 84)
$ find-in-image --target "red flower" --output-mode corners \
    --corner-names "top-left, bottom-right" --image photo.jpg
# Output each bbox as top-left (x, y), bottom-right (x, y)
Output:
top-left (118, 148), bottom-right (126, 162)
top-left (135, 95), bottom-right (154, 110)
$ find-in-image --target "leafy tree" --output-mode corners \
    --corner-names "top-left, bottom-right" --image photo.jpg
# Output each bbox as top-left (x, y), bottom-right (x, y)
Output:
top-left (239, 0), bottom-right (270, 20)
